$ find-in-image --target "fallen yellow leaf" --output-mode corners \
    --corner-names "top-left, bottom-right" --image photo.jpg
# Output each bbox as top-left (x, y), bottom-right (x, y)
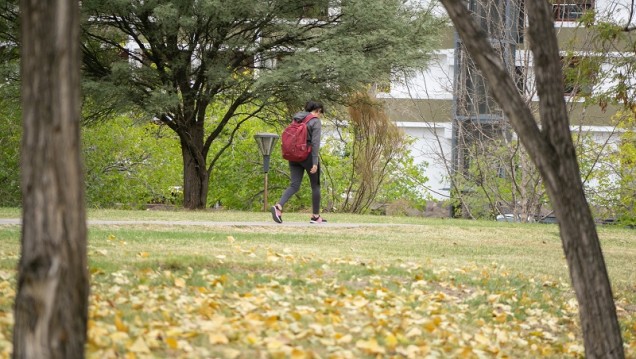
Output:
top-left (290, 348), bottom-right (309, 359)
top-left (128, 337), bottom-right (150, 353)
top-left (219, 348), bottom-right (241, 359)
top-left (174, 277), bottom-right (186, 288)
top-left (356, 338), bottom-right (386, 354)
top-left (114, 314), bottom-right (128, 332)
top-left (209, 333), bottom-right (229, 345)
top-left (385, 333), bottom-right (398, 349)
top-left (165, 336), bottom-right (179, 349)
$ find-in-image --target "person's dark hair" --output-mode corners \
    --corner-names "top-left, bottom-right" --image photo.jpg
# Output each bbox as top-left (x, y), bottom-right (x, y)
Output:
top-left (304, 101), bottom-right (325, 114)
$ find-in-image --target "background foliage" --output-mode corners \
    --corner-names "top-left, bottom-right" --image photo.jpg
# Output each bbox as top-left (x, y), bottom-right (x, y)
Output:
top-left (446, 5), bottom-right (636, 225)
top-left (208, 103), bottom-right (431, 214)
top-left (0, 94), bottom-right (20, 207)
top-left (79, 0), bottom-right (443, 209)
top-left (82, 117), bottom-right (183, 209)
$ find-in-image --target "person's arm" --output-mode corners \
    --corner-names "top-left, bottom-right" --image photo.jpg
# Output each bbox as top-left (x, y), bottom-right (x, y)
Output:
top-left (309, 118), bottom-right (321, 167)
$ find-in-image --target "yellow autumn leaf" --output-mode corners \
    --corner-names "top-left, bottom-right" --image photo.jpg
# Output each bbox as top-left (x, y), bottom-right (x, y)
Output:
top-left (245, 334), bottom-right (261, 345)
top-left (266, 339), bottom-right (286, 351)
top-left (267, 249), bottom-right (279, 262)
top-left (109, 331), bottom-right (129, 342)
top-left (219, 348), bottom-right (241, 359)
top-left (352, 297), bottom-right (369, 307)
top-left (136, 252), bottom-right (149, 258)
top-left (456, 346), bottom-right (474, 358)
top-left (423, 319), bottom-right (438, 333)
top-left (88, 325), bottom-right (110, 348)
top-left (128, 337), bottom-right (151, 353)
top-left (208, 333), bottom-right (229, 345)
top-left (541, 345), bottom-right (554, 356)
top-left (290, 348), bottom-right (310, 359)
top-left (165, 336), bottom-right (179, 349)
top-left (396, 344), bottom-right (421, 358)
top-left (114, 314), bottom-right (128, 332)
top-left (356, 338), bottom-right (385, 354)
top-left (165, 327), bottom-right (184, 337)
top-left (335, 333), bottom-right (353, 344)
top-left (406, 327), bottom-right (422, 337)
top-left (474, 333), bottom-right (491, 346)
top-left (265, 315), bottom-right (279, 329)
top-left (227, 236), bottom-right (235, 243)
top-left (385, 333), bottom-right (398, 349)
top-left (174, 277), bottom-right (186, 288)
top-left (493, 311), bottom-right (507, 323)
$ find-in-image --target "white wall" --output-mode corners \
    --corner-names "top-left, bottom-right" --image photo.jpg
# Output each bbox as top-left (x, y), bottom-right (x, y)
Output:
top-left (396, 122), bottom-right (453, 200)
top-left (385, 1), bottom-right (634, 201)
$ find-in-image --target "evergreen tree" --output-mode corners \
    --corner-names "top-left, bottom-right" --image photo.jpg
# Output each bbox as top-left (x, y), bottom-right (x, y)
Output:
top-left (80, 0), bottom-right (442, 209)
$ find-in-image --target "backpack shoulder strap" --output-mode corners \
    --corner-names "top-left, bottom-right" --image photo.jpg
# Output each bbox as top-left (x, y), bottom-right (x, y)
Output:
top-left (302, 113), bottom-right (317, 123)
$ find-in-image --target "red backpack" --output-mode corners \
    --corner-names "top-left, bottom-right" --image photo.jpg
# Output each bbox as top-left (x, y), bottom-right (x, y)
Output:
top-left (281, 113), bottom-right (316, 162)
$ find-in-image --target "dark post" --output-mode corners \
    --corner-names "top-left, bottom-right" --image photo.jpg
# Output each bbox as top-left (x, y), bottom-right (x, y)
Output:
top-left (254, 133), bottom-right (279, 210)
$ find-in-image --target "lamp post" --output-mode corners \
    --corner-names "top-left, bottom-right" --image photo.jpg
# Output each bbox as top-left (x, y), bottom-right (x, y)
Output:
top-left (254, 133), bottom-right (279, 211)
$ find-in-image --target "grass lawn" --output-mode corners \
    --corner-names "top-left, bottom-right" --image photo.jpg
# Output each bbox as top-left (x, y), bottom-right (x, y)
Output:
top-left (0, 208), bottom-right (634, 358)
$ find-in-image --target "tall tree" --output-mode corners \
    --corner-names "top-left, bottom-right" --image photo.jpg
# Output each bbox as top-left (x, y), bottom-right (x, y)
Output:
top-left (439, 1), bottom-right (624, 358)
top-left (13, 0), bottom-right (88, 357)
top-left (80, 0), bottom-right (441, 209)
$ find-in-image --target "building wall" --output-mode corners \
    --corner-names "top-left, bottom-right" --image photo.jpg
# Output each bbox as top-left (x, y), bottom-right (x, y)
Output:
top-left (382, 0), bottom-right (634, 200)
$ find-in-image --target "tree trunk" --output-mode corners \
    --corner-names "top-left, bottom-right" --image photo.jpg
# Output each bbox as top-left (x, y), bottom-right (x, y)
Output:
top-left (549, 158), bottom-right (624, 357)
top-left (439, 1), bottom-right (624, 357)
top-left (181, 121), bottom-right (209, 209)
top-left (14, 0), bottom-right (89, 358)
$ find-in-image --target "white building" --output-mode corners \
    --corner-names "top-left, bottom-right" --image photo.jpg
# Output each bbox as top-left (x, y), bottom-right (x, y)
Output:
top-left (379, 0), bottom-right (635, 201)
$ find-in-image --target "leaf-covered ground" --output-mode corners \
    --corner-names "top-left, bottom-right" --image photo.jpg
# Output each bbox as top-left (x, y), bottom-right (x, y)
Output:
top-left (0, 232), bottom-right (634, 358)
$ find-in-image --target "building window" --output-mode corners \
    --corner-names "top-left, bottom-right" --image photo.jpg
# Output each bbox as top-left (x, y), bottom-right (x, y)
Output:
top-left (514, 66), bottom-right (527, 95)
top-left (562, 56), bottom-right (580, 95)
top-left (561, 56), bottom-right (598, 96)
top-left (515, 0), bottom-right (525, 43)
top-left (552, 1), bottom-right (594, 22)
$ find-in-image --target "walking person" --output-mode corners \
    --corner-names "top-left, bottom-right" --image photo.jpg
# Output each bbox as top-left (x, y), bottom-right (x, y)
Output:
top-left (271, 101), bottom-right (326, 224)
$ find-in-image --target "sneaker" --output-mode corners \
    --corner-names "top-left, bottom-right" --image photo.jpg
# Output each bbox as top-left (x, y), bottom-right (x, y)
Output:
top-left (271, 205), bottom-right (283, 223)
top-left (310, 215), bottom-right (327, 224)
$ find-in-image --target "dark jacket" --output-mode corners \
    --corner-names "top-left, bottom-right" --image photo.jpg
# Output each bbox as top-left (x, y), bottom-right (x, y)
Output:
top-left (292, 111), bottom-right (321, 166)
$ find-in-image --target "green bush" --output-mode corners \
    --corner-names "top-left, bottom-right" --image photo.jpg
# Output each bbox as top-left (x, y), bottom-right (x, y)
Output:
top-left (0, 104), bottom-right (21, 207)
top-left (82, 117), bottom-right (182, 208)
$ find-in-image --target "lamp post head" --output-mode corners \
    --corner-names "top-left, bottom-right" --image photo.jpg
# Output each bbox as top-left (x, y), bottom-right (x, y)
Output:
top-left (254, 133), bottom-right (279, 173)
top-left (254, 133), bottom-right (279, 156)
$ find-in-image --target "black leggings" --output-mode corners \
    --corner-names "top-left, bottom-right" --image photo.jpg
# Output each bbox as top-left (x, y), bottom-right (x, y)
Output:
top-left (278, 155), bottom-right (321, 214)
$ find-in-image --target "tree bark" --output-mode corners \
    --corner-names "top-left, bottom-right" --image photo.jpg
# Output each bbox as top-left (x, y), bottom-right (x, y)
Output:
top-left (439, 1), bottom-right (624, 357)
top-left (181, 121), bottom-right (209, 209)
top-left (14, 0), bottom-right (89, 358)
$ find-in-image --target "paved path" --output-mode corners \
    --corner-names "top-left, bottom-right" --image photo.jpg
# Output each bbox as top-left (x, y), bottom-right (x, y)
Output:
top-left (0, 218), bottom-right (406, 228)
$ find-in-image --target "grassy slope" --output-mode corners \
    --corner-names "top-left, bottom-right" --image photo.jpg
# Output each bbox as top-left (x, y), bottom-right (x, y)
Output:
top-left (0, 209), bottom-right (634, 357)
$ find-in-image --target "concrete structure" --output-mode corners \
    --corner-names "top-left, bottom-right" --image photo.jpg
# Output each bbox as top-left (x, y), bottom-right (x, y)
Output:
top-left (379, 0), bottom-right (635, 200)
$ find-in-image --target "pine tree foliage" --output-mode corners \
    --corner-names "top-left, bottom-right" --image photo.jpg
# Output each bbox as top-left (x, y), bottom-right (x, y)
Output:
top-left (80, 0), bottom-right (443, 208)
